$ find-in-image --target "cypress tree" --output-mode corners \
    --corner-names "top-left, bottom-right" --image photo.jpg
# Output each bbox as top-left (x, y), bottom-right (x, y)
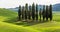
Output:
top-left (39, 8), bottom-right (41, 21)
top-left (46, 5), bottom-right (49, 21)
top-left (25, 10), bottom-right (27, 20)
top-left (18, 5), bottom-right (21, 21)
top-left (22, 6), bottom-right (25, 20)
top-left (32, 3), bottom-right (35, 20)
top-left (42, 5), bottom-right (45, 21)
top-left (28, 6), bottom-right (32, 20)
top-left (25, 3), bottom-right (28, 20)
top-left (36, 4), bottom-right (38, 20)
top-left (49, 4), bottom-right (52, 21)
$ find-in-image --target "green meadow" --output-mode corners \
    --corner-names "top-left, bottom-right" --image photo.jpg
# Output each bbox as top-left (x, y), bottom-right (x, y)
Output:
top-left (0, 8), bottom-right (60, 32)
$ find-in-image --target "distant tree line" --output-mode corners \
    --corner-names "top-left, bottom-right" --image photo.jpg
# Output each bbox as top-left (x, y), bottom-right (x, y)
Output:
top-left (18, 3), bottom-right (52, 22)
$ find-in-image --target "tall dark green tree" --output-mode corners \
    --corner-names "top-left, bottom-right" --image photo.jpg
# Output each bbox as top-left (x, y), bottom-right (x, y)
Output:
top-left (22, 6), bottom-right (25, 20)
top-left (39, 8), bottom-right (41, 21)
top-left (46, 5), bottom-right (49, 21)
top-left (25, 10), bottom-right (27, 20)
top-left (28, 6), bottom-right (32, 20)
top-left (36, 4), bottom-right (38, 20)
top-left (32, 3), bottom-right (35, 20)
top-left (42, 5), bottom-right (45, 21)
top-left (18, 5), bottom-right (21, 21)
top-left (49, 4), bottom-right (52, 21)
top-left (25, 3), bottom-right (28, 20)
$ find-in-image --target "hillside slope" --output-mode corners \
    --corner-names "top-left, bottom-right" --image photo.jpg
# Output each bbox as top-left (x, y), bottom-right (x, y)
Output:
top-left (0, 8), bottom-right (60, 32)
top-left (0, 8), bottom-right (17, 17)
top-left (0, 8), bottom-right (39, 32)
top-left (0, 8), bottom-right (17, 22)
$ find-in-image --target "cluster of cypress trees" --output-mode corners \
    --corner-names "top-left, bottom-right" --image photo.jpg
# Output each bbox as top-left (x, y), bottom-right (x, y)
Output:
top-left (42, 5), bottom-right (52, 21)
top-left (18, 3), bottom-right (52, 21)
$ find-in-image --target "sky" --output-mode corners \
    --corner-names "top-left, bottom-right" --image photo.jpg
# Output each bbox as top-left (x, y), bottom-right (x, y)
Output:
top-left (0, 0), bottom-right (60, 8)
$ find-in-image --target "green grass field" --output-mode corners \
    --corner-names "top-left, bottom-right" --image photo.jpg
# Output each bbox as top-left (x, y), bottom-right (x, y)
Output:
top-left (0, 8), bottom-right (60, 32)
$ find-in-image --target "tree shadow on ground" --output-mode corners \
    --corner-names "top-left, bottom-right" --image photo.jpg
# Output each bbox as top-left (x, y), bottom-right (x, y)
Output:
top-left (3, 18), bottom-right (48, 27)
top-left (3, 17), bottom-right (17, 23)
top-left (15, 20), bottom-right (48, 27)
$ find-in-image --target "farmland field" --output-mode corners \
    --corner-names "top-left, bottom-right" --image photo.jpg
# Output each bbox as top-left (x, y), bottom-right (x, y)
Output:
top-left (0, 8), bottom-right (60, 32)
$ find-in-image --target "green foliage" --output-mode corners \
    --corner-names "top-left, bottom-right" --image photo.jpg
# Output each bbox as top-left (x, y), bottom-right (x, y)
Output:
top-left (22, 6), bottom-right (25, 20)
top-left (46, 5), bottom-right (49, 21)
top-left (36, 4), bottom-right (38, 20)
top-left (32, 3), bottom-right (35, 20)
top-left (49, 4), bottom-right (52, 21)
top-left (28, 6), bottom-right (32, 20)
top-left (28, 11), bottom-right (31, 20)
top-left (42, 5), bottom-right (46, 21)
top-left (25, 3), bottom-right (28, 20)
top-left (39, 8), bottom-right (41, 21)
top-left (18, 5), bottom-right (21, 21)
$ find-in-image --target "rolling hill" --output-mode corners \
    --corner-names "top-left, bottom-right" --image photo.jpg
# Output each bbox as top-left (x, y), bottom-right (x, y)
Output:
top-left (0, 8), bottom-right (38, 32)
top-left (53, 3), bottom-right (60, 11)
top-left (0, 8), bottom-right (60, 32)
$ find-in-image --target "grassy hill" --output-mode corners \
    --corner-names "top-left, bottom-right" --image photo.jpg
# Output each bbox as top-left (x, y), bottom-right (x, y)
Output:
top-left (0, 8), bottom-right (39, 32)
top-left (0, 8), bottom-right (60, 32)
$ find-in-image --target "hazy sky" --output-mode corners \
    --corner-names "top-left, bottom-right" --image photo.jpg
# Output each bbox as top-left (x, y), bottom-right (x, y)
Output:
top-left (0, 0), bottom-right (60, 8)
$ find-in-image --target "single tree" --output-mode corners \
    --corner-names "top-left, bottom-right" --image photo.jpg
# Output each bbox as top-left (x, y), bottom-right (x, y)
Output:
top-left (32, 3), bottom-right (35, 20)
top-left (28, 6), bottom-right (32, 20)
top-left (22, 6), bottom-right (25, 20)
top-left (46, 5), bottom-right (49, 21)
top-left (25, 10), bottom-right (27, 20)
top-left (49, 4), bottom-right (52, 21)
top-left (39, 8), bottom-right (41, 21)
top-left (25, 3), bottom-right (28, 20)
top-left (18, 5), bottom-right (21, 21)
top-left (36, 4), bottom-right (38, 20)
top-left (42, 5), bottom-right (45, 21)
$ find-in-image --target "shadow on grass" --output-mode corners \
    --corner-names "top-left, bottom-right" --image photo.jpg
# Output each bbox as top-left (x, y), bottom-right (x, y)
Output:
top-left (3, 17), bottom-right (17, 23)
top-left (3, 17), bottom-right (48, 26)
top-left (15, 20), bottom-right (48, 27)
